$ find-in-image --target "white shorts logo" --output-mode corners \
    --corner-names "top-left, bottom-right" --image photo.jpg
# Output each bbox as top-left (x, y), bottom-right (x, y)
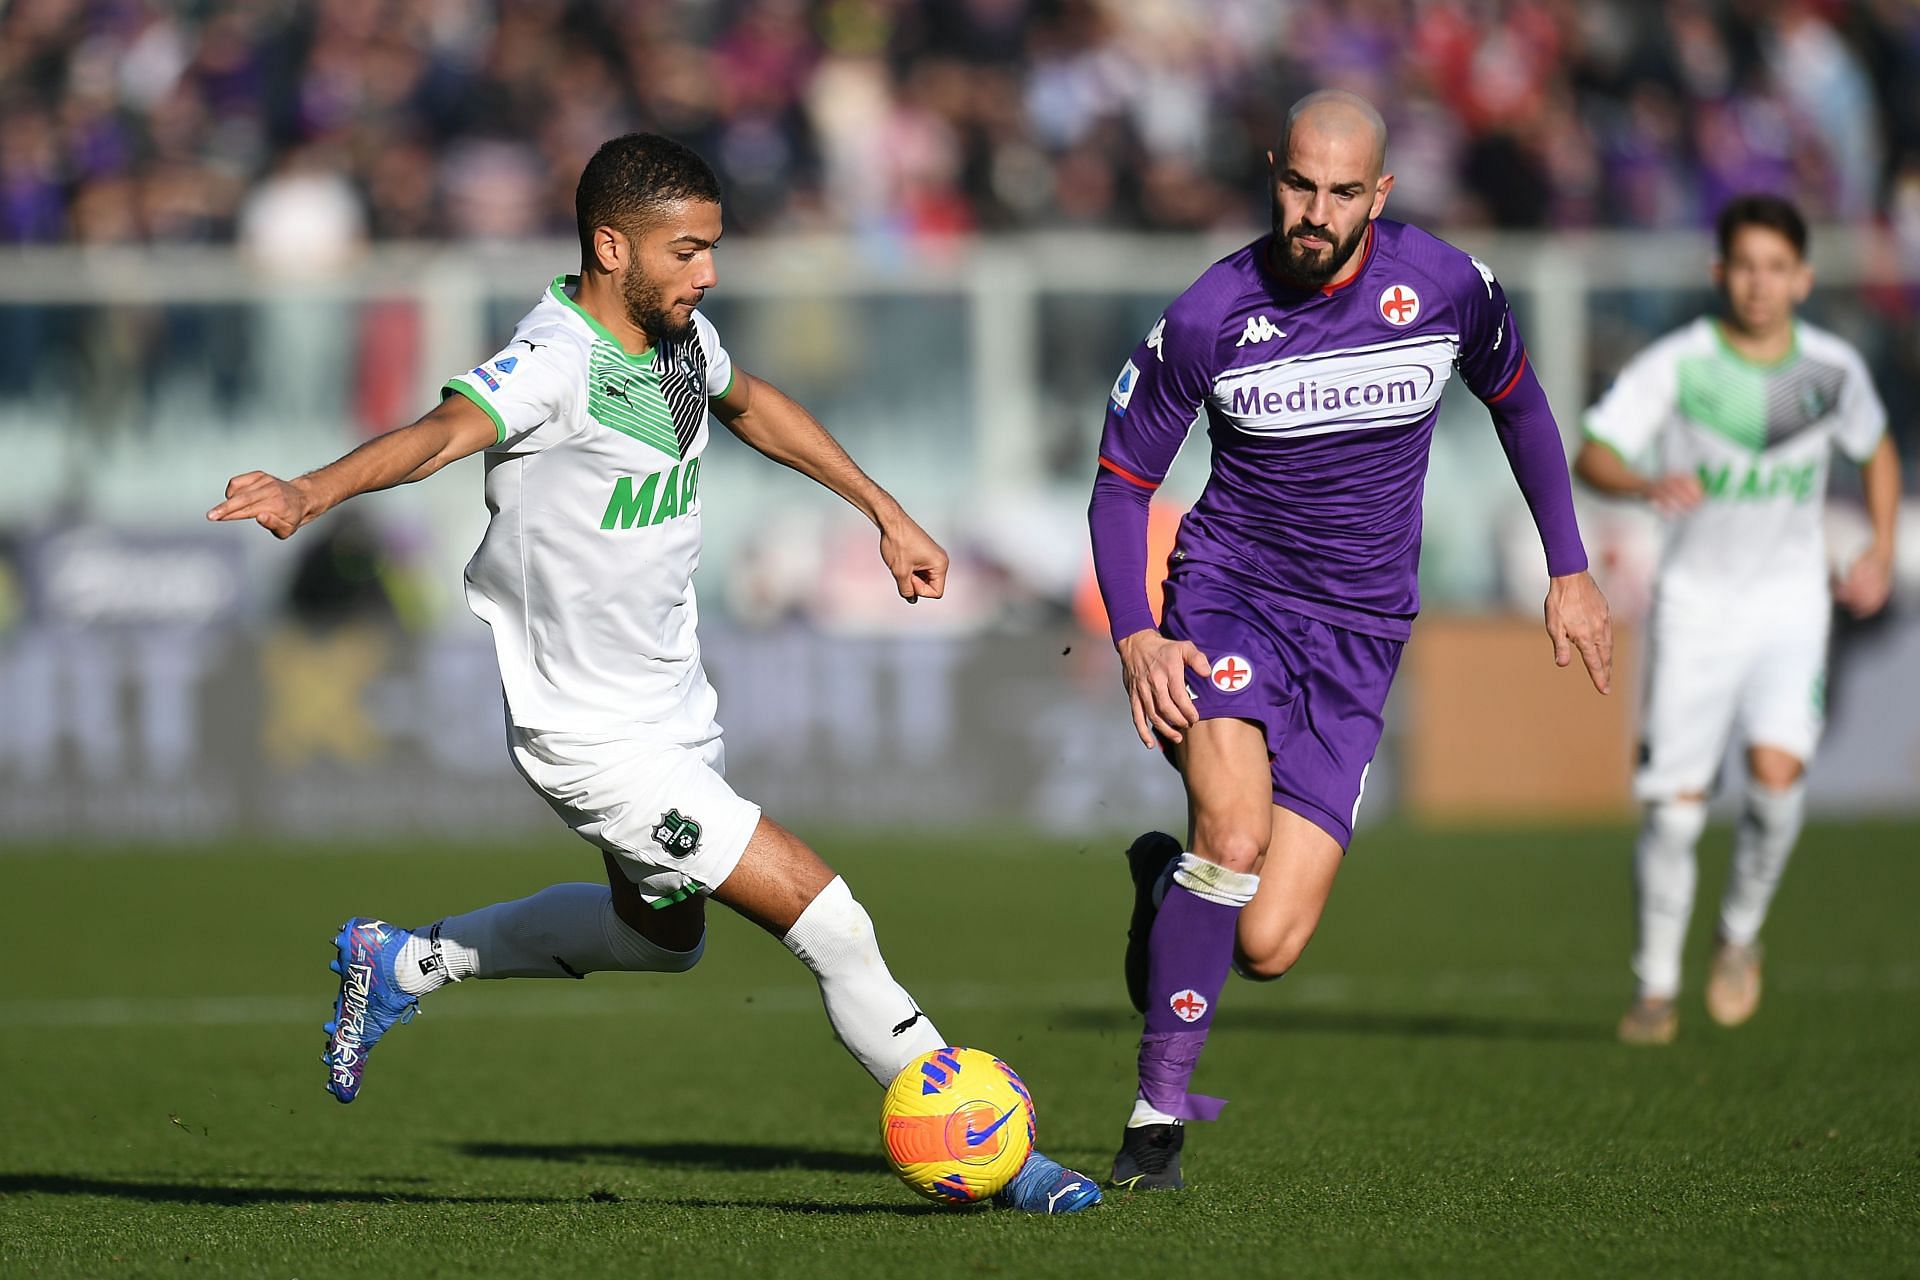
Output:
top-left (1379, 284), bottom-right (1421, 326)
top-left (1169, 989), bottom-right (1209, 1022)
top-left (1210, 654), bottom-right (1254, 693)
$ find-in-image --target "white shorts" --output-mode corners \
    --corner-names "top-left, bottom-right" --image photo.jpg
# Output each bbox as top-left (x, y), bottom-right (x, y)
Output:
top-left (509, 725), bottom-right (762, 908)
top-left (1635, 605), bottom-right (1829, 801)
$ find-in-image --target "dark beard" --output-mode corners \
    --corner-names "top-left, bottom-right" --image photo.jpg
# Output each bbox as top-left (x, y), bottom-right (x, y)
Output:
top-left (622, 270), bottom-right (696, 342)
top-left (1268, 206), bottom-right (1370, 289)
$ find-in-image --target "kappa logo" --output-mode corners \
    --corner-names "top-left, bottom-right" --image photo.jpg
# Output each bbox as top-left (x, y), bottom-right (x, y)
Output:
top-left (651, 809), bottom-right (703, 858)
top-left (1236, 314), bottom-right (1286, 347)
top-left (1169, 988), bottom-right (1209, 1023)
top-left (1210, 654), bottom-right (1253, 693)
top-left (1379, 285), bottom-right (1421, 326)
top-left (1145, 316), bottom-right (1166, 362)
top-left (1469, 256), bottom-right (1497, 299)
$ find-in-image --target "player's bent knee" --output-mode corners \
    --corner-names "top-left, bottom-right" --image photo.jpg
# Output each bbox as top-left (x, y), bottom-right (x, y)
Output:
top-left (1747, 755), bottom-right (1805, 791)
top-left (1188, 824), bottom-right (1266, 874)
top-left (714, 817), bottom-right (839, 936)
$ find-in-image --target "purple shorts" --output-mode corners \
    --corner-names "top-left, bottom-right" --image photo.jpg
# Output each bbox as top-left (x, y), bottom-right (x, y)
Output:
top-left (1158, 566), bottom-right (1404, 847)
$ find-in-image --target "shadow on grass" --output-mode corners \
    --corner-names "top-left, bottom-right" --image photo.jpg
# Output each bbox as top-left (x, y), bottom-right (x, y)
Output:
top-left (0, 1173), bottom-right (566, 1206)
top-left (0, 1173), bottom-right (943, 1216)
top-left (645, 1196), bottom-right (945, 1217)
top-left (1055, 1005), bottom-right (1612, 1043)
top-left (457, 1140), bottom-right (878, 1175)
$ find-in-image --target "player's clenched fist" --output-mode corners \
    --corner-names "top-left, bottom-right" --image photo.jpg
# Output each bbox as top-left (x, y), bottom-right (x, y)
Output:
top-left (1833, 545), bottom-right (1894, 618)
top-left (877, 512), bottom-right (948, 602)
top-left (207, 471), bottom-right (319, 539)
top-left (1116, 629), bottom-right (1211, 749)
top-left (1645, 472), bottom-right (1704, 516)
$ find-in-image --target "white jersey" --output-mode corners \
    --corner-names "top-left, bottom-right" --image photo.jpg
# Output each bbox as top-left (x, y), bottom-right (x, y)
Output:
top-left (1583, 317), bottom-right (1885, 619)
top-left (444, 276), bottom-right (734, 734)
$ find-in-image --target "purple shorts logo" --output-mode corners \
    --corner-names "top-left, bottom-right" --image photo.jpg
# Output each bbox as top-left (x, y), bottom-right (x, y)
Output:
top-left (1209, 654), bottom-right (1254, 693)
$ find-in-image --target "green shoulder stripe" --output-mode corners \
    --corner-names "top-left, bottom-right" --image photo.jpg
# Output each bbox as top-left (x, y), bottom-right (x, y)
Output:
top-left (444, 380), bottom-right (507, 445)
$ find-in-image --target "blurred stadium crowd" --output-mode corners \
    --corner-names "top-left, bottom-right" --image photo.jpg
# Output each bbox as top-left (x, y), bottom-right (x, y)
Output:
top-left (3, 0), bottom-right (1919, 246)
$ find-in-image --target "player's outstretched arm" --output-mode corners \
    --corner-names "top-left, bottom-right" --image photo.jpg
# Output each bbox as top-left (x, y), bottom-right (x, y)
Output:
top-left (1834, 435), bottom-right (1901, 617)
top-left (1572, 438), bottom-right (1702, 515)
top-left (1473, 355), bottom-right (1612, 694)
top-left (207, 394), bottom-right (498, 539)
top-left (711, 369), bottom-right (946, 601)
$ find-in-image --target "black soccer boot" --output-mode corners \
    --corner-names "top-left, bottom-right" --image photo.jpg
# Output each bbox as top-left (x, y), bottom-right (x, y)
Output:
top-left (1110, 1121), bottom-right (1186, 1191)
top-left (1124, 831), bottom-right (1182, 1014)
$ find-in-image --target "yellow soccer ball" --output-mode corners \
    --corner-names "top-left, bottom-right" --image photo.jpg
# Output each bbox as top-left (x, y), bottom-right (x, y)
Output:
top-left (880, 1046), bottom-right (1037, 1203)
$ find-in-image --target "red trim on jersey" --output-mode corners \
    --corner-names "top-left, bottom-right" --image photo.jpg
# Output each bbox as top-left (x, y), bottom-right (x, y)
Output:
top-left (1099, 456), bottom-right (1160, 490)
top-left (1320, 224), bottom-right (1375, 296)
top-left (1485, 350), bottom-right (1530, 404)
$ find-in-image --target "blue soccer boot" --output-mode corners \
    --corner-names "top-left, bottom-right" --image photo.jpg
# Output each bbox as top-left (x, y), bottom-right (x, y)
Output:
top-left (324, 917), bottom-right (419, 1104)
top-left (994, 1151), bottom-right (1103, 1213)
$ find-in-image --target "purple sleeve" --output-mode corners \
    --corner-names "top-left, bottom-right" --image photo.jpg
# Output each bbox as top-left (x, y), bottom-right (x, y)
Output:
top-left (1089, 467), bottom-right (1158, 644)
top-left (1087, 284), bottom-right (1220, 646)
top-left (1095, 294), bottom-right (1217, 485)
top-left (1484, 355), bottom-right (1590, 578)
top-left (1454, 254), bottom-right (1525, 401)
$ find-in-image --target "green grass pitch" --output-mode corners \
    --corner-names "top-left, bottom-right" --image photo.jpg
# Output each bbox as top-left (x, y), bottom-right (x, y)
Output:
top-left (2, 822), bottom-right (1916, 1278)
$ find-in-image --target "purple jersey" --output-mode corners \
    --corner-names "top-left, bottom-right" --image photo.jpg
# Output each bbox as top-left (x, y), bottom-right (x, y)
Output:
top-left (1096, 220), bottom-right (1579, 642)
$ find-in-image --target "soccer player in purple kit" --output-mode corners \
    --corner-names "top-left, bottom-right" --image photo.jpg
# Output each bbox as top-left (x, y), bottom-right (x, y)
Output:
top-left (1088, 91), bottom-right (1615, 1191)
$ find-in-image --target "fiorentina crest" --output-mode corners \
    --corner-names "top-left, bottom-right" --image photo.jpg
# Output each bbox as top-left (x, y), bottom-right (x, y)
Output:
top-left (652, 809), bottom-right (703, 859)
top-left (1169, 989), bottom-right (1209, 1023)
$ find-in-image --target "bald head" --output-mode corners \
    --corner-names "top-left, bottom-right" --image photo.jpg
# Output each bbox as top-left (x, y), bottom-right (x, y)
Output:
top-left (1266, 90), bottom-right (1393, 289)
top-left (1284, 90), bottom-right (1388, 180)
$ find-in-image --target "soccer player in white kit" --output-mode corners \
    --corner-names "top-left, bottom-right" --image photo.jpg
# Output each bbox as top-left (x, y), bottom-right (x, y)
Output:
top-left (1574, 194), bottom-right (1902, 1045)
top-left (209, 134), bottom-right (1100, 1212)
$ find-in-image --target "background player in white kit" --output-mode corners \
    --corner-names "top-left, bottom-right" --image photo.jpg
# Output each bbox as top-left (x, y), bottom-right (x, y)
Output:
top-left (208, 133), bottom-right (1099, 1212)
top-left (1575, 194), bottom-right (1902, 1045)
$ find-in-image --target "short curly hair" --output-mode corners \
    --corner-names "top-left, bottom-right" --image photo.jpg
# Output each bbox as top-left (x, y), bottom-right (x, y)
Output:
top-left (575, 134), bottom-right (721, 263)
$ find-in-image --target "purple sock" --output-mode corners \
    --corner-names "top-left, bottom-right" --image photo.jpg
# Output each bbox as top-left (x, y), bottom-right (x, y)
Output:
top-left (1137, 882), bottom-right (1238, 1121)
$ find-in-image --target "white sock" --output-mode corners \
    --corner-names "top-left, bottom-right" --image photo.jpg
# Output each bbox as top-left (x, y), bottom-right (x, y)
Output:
top-left (1128, 1098), bottom-right (1182, 1128)
top-left (1631, 799), bottom-right (1707, 1000)
top-left (1172, 851), bottom-right (1262, 907)
top-left (1717, 781), bottom-right (1806, 946)
top-left (395, 883), bottom-right (703, 994)
top-left (781, 876), bottom-right (944, 1086)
